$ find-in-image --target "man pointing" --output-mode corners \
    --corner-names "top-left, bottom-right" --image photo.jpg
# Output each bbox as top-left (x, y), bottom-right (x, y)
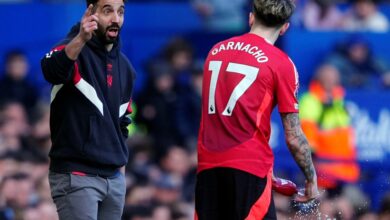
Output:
top-left (41, 0), bottom-right (135, 219)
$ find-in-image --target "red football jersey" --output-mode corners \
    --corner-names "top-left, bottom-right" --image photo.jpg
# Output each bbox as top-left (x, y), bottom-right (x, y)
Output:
top-left (197, 33), bottom-right (299, 178)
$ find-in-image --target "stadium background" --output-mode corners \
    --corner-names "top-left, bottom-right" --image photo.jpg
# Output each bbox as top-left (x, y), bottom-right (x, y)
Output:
top-left (0, 0), bottom-right (390, 219)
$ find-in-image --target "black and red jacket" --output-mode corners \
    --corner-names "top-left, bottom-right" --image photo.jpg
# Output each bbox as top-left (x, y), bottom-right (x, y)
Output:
top-left (41, 23), bottom-right (135, 177)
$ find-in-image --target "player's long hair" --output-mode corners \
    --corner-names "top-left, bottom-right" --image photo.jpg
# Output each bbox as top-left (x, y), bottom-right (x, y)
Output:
top-left (252, 0), bottom-right (295, 27)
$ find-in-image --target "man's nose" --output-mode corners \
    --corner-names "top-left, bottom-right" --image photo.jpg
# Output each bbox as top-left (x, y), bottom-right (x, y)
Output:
top-left (112, 12), bottom-right (120, 23)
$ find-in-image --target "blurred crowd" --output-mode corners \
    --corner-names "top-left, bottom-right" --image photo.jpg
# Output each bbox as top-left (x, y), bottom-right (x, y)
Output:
top-left (2, 0), bottom-right (390, 33)
top-left (0, 51), bottom-right (54, 219)
top-left (298, 0), bottom-right (390, 32)
top-left (0, 0), bottom-right (390, 220)
top-left (193, 0), bottom-right (390, 33)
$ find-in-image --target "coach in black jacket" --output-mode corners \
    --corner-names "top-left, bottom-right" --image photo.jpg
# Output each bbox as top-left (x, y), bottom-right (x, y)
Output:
top-left (41, 0), bottom-right (134, 219)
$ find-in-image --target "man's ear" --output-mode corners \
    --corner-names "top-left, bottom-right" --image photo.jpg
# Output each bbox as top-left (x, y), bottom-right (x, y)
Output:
top-left (249, 12), bottom-right (255, 28)
top-left (279, 23), bottom-right (290, 36)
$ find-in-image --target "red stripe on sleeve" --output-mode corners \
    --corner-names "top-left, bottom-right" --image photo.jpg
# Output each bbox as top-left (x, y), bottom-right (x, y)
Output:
top-left (73, 62), bottom-right (82, 84)
top-left (52, 45), bottom-right (66, 52)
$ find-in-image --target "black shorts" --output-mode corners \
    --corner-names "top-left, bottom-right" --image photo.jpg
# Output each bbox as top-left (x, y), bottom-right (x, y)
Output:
top-left (195, 167), bottom-right (276, 220)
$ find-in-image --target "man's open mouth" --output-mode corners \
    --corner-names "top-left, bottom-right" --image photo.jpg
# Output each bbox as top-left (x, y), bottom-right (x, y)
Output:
top-left (107, 27), bottom-right (119, 38)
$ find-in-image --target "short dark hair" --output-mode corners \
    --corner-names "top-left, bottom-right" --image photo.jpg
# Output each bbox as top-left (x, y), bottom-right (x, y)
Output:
top-left (86, 0), bottom-right (126, 7)
top-left (252, 0), bottom-right (295, 27)
top-left (4, 49), bottom-right (26, 64)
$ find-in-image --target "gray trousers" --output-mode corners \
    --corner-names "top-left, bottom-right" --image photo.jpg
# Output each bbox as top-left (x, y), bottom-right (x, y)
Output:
top-left (48, 171), bottom-right (126, 220)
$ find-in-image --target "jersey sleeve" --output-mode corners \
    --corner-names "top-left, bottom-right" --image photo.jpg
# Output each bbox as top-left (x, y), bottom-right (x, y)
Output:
top-left (275, 58), bottom-right (299, 113)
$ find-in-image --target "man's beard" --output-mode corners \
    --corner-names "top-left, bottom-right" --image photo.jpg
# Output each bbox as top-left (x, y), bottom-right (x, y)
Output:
top-left (96, 23), bottom-right (121, 45)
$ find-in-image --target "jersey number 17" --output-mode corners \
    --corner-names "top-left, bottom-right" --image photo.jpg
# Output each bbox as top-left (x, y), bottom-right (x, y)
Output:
top-left (207, 61), bottom-right (259, 116)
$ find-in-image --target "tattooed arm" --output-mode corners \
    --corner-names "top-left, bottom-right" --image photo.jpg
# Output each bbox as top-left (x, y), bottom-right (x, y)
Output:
top-left (281, 112), bottom-right (319, 200)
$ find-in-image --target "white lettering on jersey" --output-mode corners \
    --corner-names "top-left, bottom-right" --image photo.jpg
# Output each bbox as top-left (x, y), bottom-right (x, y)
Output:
top-left (212, 48), bottom-right (219, 55)
top-left (234, 42), bottom-right (244, 50)
top-left (211, 41), bottom-right (268, 63)
top-left (241, 44), bottom-right (251, 53)
top-left (219, 44), bottom-right (226, 52)
top-left (227, 42), bottom-right (235, 50)
top-left (248, 46), bottom-right (258, 55)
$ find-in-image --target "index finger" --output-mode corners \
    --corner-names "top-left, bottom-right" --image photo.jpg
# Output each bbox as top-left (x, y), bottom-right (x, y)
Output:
top-left (84, 4), bottom-right (94, 18)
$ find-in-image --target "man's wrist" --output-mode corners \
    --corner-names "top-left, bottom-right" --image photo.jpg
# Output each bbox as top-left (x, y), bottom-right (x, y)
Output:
top-left (75, 34), bottom-right (88, 45)
top-left (306, 175), bottom-right (317, 184)
top-left (65, 35), bottom-right (87, 61)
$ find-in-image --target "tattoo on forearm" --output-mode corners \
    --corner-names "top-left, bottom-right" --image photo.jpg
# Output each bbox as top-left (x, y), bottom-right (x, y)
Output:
top-left (281, 113), bottom-right (316, 182)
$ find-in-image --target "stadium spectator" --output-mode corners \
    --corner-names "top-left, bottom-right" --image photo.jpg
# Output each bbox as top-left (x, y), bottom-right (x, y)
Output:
top-left (0, 50), bottom-right (38, 116)
top-left (342, 0), bottom-right (389, 32)
top-left (325, 36), bottom-right (390, 89)
top-left (0, 172), bottom-right (37, 219)
top-left (126, 139), bottom-right (157, 184)
top-left (163, 37), bottom-right (194, 89)
top-left (0, 176), bottom-right (14, 220)
top-left (122, 184), bottom-right (155, 219)
top-left (153, 174), bottom-right (182, 205)
top-left (302, 0), bottom-right (344, 30)
top-left (299, 64), bottom-right (360, 192)
top-left (0, 102), bottom-right (30, 154)
top-left (27, 104), bottom-right (51, 157)
top-left (316, 194), bottom-right (355, 219)
top-left (0, 134), bottom-right (53, 219)
top-left (24, 201), bottom-right (58, 220)
top-left (175, 63), bottom-right (202, 150)
top-left (136, 38), bottom-right (196, 154)
top-left (160, 146), bottom-right (191, 180)
top-left (136, 63), bottom-right (180, 159)
top-left (159, 146), bottom-right (195, 202)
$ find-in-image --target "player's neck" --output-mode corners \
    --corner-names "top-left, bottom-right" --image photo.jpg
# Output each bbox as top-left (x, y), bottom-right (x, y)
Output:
top-left (249, 26), bottom-right (280, 45)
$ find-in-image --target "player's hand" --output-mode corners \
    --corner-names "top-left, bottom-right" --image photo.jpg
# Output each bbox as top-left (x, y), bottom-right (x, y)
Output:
top-left (291, 180), bottom-right (321, 215)
top-left (78, 4), bottom-right (99, 42)
top-left (294, 180), bottom-right (320, 202)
